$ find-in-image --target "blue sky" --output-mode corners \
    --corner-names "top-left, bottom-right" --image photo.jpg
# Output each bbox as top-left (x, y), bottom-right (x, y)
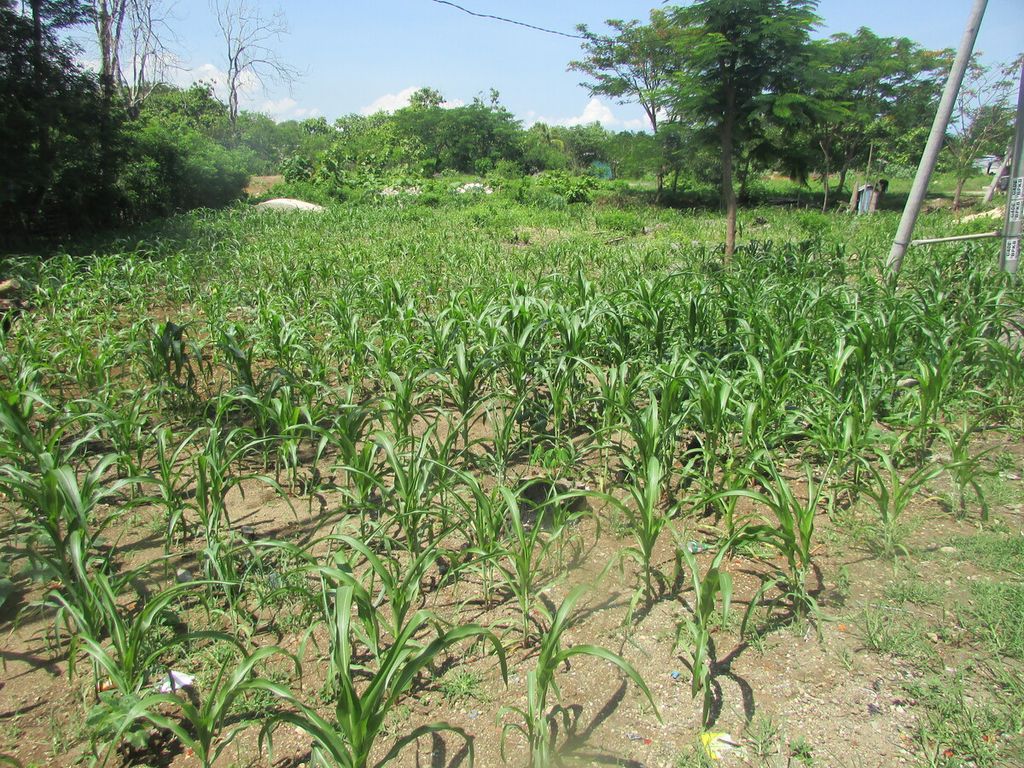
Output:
top-left (101, 0), bottom-right (1024, 126)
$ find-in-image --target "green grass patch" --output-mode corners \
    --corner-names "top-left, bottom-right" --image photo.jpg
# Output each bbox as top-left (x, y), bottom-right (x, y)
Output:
top-left (437, 667), bottom-right (488, 704)
top-left (947, 534), bottom-right (1024, 574)
top-left (884, 579), bottom-right (945, 607)
top-left (906, 668), bottom-right (1024, 768)
top-left (961, 582), bottom-right (1024, 659)
top-left (858, 604), bottom-right (937, 663)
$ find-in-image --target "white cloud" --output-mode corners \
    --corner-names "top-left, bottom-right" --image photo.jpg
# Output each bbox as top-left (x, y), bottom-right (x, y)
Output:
top-left (359, 87), bottom-right (464, 116)
top-left (528, 98), bottom-right (650, 132)
top-left (168, 63), bottom-right (268, 103)
top-left (166, 63), bottom-right (317, 122)
top-left (360, 86), bottom-right (419, 115)
top-left (258, 96), bottom-right (321, 122)
top-left (168, 62), bottom-right (228, 93)
top-left (561, 98), bottom-right (617, 127)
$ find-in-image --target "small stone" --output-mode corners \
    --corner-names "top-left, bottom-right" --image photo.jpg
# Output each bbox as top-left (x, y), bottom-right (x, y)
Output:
top-left (939, 546), bottom-right (958, 555)
top-left (175, 568), bottom-right (193, 584)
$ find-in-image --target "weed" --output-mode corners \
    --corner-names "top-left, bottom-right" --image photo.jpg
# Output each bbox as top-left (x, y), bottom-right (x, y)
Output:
top-left (788, 736), bottom-right (815, 766)
top-left (438, 668), bottom-right (486, 704)
top-left (947, 533), bottom-right (1024, 574)
top-left (961, 581), bottom-right (1024, 659)
top-left (745, 714), bottom-right (780, 764)
top-left (908, 670), bottom-right (1021, 768)
top-left (674, 743), bottom-right (716, 768)
top-left (884, 580), bottom-right (945, 606)
top-left (858, 604), bottom-right (935, 662)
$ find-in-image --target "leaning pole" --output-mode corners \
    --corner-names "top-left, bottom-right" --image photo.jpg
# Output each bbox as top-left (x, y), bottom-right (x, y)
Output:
top-left (999, 64), bottom-right (1024, 274)
top-left (886, 0), bottom-right (988, 276)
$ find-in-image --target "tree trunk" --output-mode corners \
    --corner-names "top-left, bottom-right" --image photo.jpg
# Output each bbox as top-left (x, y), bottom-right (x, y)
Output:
top-left (737, 156), bottom-right (751, 204)
top-left (671, 168), bottom-right (680, 195)
top-left (837, 166), bottom-right (848, 199)
top-left (29, 0), bottom-right (50, 220)
top-left (821, 157), bottom-right (830, 213)
top-left (96, 0), bottom-right (121, 214)
top-left (721, 88), bottom-right (737, 260)
top-left (953, 178), bottom-right (967, 211)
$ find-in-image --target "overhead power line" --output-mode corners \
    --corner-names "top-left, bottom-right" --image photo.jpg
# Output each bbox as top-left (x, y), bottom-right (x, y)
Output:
top-left (427, 0), bottom-right (583, 39)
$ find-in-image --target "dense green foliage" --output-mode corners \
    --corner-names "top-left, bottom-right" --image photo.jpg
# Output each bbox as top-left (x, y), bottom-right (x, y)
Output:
top-left (5, 0), bottom-right (1016, 244)
top-left (0, 3), bottom-right (300, 239)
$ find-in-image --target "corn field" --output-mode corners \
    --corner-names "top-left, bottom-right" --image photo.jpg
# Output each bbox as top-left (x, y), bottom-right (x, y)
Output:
top-left (1, 199), bottom-right (1022, 767)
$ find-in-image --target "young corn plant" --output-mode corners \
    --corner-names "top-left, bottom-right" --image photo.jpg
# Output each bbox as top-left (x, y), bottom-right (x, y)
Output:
top-left (152, 426), bottom-right (201, 550)
top-left (675, 545), bottom-right (733, 730)
top-left (493, 485), bottom-right (578, 645)
top-left (139, 320), bottom-right (199, 405)
top-left (190, 426), bottom-right (288, 614)
top-left (715, 462), bottom-right (829, 616)
top-left (500, 585), bottom-right (658, 768)
top-left (380, 370), bottom-right (431, 440)
top-left (97, 643), bottom-right (296, 768)
top-left (453, 471), bottom-right (511, 603)
top-left (935, 417), bottom-right (995, 521)
top-left (83, 393), bottom-right (152, 482)
top-left (324, 533), bottom-right (448, 656)
top-left (577, 359), bottom-right (640, 485)
top-left (375, 428), bottom-right (455, 554)
top-left (857, 448), bottom-right (942, 558)
top-left (443, 341), bottom-right (494, 448)
top-left (603, 455), bottom-right (674, 601)
top-left (687, 368), bottom-right (737, 500)
top-left (481, 395), bottom-right (526, 482)
top-left (56, 573), bottom-right (198, 696)
top-left (267, 583), bottom-right (507, 768)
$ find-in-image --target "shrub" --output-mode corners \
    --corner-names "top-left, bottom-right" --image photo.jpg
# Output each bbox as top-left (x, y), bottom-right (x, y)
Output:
top-left (119, 116), bottom-right (248, 217)
top-left (596, 209), bottom-right (645, 235)
top-left (536, 171), bottom-right (598, 204)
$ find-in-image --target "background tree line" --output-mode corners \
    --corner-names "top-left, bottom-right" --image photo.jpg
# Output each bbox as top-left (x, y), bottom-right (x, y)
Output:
top-left (0, 0), bottom-right (302, 241)
top-left (572, 0), bottom-right (1016, 255)
top-left (3, 0), bottom-right (1017, 244)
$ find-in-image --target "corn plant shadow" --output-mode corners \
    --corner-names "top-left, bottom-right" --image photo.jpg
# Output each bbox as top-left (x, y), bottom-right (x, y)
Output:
top-left (422, 731), bottom-right (471, 768)
top-left (271, 752), bottom-right (311, 768)
top-left (0, 695), bottom-right (48, 720)
top-left (0, 626), bottom-right (70, 679)
top-left (552, 678), bottom-right (644, 768)
top-left (117, 725), bottom-right (184, 767)
top-left (706, 638), bottom-right (757, 728)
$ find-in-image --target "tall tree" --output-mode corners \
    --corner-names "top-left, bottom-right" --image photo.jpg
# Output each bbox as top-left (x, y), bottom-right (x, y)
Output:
top-left (408, 86), bottom-right (444, 110)
top-left (942, 57), bottom-right (1017, 210)
top-left (213, 0), bottom-right (298, 128)
top-left (119, 0), bottom-right (175, 115)
top-left (571, 10), bottom-right (679, 134)
top-left (571, 10), bottom-right (680, 194)
top-left (807, 29), bottom-right (947, 210)
top-left (1, 0), bottom-right (105, 233)
top-left (668, 0), bottom-right (820, 258)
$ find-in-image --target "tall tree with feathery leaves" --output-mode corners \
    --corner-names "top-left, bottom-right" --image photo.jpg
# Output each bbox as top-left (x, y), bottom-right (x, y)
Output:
top-left (668, 0), bottom-right (820, 258)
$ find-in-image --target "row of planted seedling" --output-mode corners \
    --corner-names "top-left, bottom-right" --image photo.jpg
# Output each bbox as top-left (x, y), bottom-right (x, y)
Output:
top-left (0, 348), bottom-right (996, 766)
top-left (1, 234), bottom-right (1021, 764)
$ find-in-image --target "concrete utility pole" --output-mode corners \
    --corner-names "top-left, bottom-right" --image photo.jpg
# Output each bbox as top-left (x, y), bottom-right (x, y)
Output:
top-left (999, 64), bottom-right (1024, 274)
top-left (886, 0), bottom-right (988, 276)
